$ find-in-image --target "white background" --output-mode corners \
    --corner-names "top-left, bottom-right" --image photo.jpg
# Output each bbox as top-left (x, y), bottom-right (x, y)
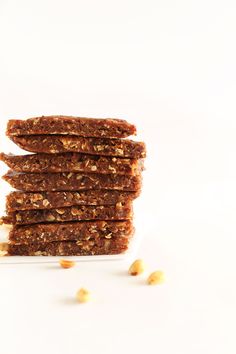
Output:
top-left (0, 0), bottom-right (236, 353)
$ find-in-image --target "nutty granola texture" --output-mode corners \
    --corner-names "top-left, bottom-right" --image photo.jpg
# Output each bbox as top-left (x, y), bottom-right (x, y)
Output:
top-left (6, 190), bottom-right (139, 212)
top-left (10, 135), bottom-right (146, 158)
top-left (7, 116), bottom-right (136, 138)
top-left (3, 171), bottom-right (142, 192)
top-left (4, 203), bottom-right (133, 225)
top-left (9, 220), bottom-right (133, 244)
top-left (0, 152), bottom-right (144, 175)
top-left (7, 238), bottom-right (129, 256)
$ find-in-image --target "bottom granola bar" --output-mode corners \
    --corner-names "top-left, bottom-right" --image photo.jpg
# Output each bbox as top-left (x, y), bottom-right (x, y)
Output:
top-left (8, 238), bottom-right (129, 256)
top-left (9, 221), bottom-right (134, 244)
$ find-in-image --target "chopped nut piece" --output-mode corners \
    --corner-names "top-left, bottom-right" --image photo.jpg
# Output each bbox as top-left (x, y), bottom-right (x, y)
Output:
top-left (0, 242), bottom-right (8, 251)
top-left (46, 214), bottom-right (55, 221)
top-left (147, 271), bottom-right (165, 285)
top-left (116, 148), bottom-right (124, 155)
top-left (90, 165), bottom-right (97, 171)
top-left (34, 251), bottom-right (44, 256)
top-left (42, 199), bottom-right (50, 207)
top-left (16, 214), bottom-right (22, 222)
top-left (108, 165), bottom-right (116, 172)
top-left (0, 250), bottom-right (7, 257)
top-left (71, 207), bottom-right (80, 216)
top-left (0, 243), bottom-right (8, 256)
top-left (116, 202), bottom-right (122, 209)
top-left (129, 259), bottom-right (145, 276)
top-left (33, 194), bottom-right (43, 201)
top-left (55, 209), bottom-right (65, 214)
top-left (76, 288), bottom-right (91, 303)
top-left (59, 259), bottom-right (76, 269)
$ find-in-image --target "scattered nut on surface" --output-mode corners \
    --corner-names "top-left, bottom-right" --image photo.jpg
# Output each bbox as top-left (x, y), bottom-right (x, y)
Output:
top-left (59, 259), bottom-right (76, 269)
top-left (76, 288), bottom-right (90, 303)
top-left (147, 271), bottom-right (165, 285)
top-left (129, 259), bottom-right (145, 276)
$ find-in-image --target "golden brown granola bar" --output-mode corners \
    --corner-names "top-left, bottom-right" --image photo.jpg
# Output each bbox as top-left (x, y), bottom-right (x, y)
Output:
top-left (8, 238), bottom-right (129, 256)
top-left (3, 203), bottom-right (133, 225)
top-left (6, 190), bottom-right (139, 212)
top-left (3, 171), bottom-right (142, 192)
top-left (7, 116), bottom-right (136, 138)
top-left (9, 220), bottom-right (133, 244)
top-left (0, 152), bottom-right (143, 175)
top-left (10, 135), bottom-right (146, 158)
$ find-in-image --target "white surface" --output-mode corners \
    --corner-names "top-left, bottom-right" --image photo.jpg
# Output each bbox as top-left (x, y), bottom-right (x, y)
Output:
top-left (0, 0), bottom-right (236, 353)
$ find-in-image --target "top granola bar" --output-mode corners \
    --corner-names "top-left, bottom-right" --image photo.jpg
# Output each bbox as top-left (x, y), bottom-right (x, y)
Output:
top-left (6, 116), bottom-right (136, 138)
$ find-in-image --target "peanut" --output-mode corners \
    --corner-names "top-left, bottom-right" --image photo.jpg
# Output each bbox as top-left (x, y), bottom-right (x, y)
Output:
top-left (147, 271), bottom-right (165, 285)
top-left (76, 288), bottom-right (90, 303)
top-left (59, 259), bottom-right (76, 269)
top-left (128, 259), bottom-right (145, 276)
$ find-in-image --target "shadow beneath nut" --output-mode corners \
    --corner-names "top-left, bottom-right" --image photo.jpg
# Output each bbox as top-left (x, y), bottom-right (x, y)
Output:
top-left (43, 264), bottom-right (61, 270)
top-left (112, 270), bottom-right (147, 286)
top-left (113, 270), bottom-right (129, 277)
top-left (59, 297), bottom-right (78, 305)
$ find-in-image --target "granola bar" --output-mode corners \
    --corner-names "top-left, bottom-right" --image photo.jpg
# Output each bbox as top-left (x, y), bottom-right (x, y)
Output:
top-left (10, 135), bottom-right (146, 158)
top-left (7, 116), bottom-right (136, 138)
top-left (3, 171), bottom-right (142, 192)
top-left (0, 152), bottom-right (143, 175)
top-left (7, 238), bottom-right (129, 256)
top-left (4, 203), bottom-right (133, 225)
top-left (6, 190), bottom-right (139, 211)
top-left (9, 220), bottom-right (133, 244)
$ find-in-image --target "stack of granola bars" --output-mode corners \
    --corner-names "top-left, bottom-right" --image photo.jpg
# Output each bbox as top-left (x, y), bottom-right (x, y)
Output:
top-left (0, 116), bottom-right (146, 256)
